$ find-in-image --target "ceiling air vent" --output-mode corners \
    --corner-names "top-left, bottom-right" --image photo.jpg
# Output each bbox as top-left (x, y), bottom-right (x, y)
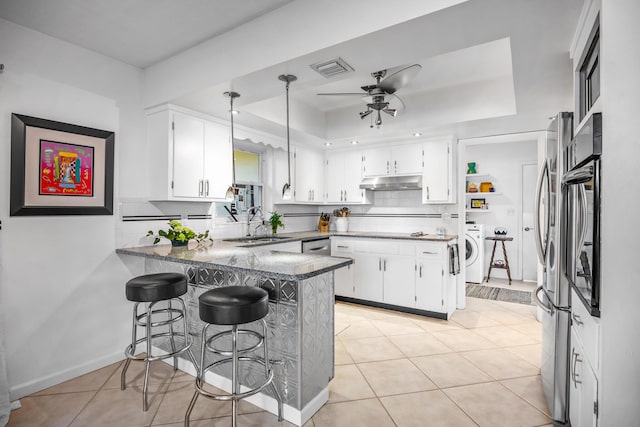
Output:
top-left (310, 57), bottom-right (354, 78)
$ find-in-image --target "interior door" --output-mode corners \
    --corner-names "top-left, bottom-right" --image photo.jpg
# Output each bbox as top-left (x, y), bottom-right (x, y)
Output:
top-left (522, 163), bottom-right (538, 281)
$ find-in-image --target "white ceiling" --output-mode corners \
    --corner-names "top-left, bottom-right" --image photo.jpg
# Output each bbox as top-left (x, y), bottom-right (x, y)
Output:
top-left (0, 0), bottom-right (584, 147)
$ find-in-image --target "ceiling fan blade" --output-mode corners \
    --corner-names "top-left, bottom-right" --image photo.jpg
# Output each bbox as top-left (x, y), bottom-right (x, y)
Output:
top-left (317, 92), bottom-right (366, 96)
top-left (378, 64), bottom-right (422, 94)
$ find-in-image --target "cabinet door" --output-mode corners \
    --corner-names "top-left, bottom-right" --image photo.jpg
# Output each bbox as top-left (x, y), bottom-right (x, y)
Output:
top-left (353, 253), bottom-right (384, 302)
top-left (570, 328), bottom-right (599, 427)
top-left (335, 263), bottom-right (355, 297)
top-left (325, 151), bottom-right (344, 203)
top-left (172, 113), bottom-right (204, 198)
top-left (363, 148), bottom-right (391, 177)
top-left (392, 144), bottom-right (423, 175)
top-left (423, 140), bottom-right (452, 203)
top-left (203, 120), bottom-right (232, 199)
top-left (343, 150), bottom-right (364, 203)
top-left (295, 146), bottom-right (324, 202)
top-left (382, 255), bottom-right (416, 307)
top-left (415, 257), bottom-right (445, 313)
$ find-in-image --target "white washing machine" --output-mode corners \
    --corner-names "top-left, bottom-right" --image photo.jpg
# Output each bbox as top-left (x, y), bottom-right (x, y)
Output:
top-left (465, 224), bottom-right (485, 283)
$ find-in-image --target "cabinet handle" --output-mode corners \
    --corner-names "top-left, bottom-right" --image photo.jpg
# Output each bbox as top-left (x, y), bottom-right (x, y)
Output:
top-left (344, 190), bottom-right (347, 200)
top-left (198, 180), bottom-right (203, 196)
top-left (341, 190), bottom-right (344, 201)
top-left (419, 265), bottom-right (422, 278)
top-left (383, 259), bottom-right (386, 271)
top-left (205, 180), bottom-right (209, 196)
top-left (337, 245), bottom-right (349, 249)
top-left (422, 251), bottom-right (437, 255)
top-left (379, 258), bottom-right (382, 271)
top-left (571, 348), bottom-right (582, 387)
top-left (426, 186), bottom-right (430, 200)
top-left (312, 189), bottom-right (315, 200)
top-left (394, 160), bottom-right (397, 173)
top-left (308, 190), bottom-right (311, 200)
top-left (386, 160), bottom-right (389, 174)
top-left (572, 313), bottom-right (584, 326)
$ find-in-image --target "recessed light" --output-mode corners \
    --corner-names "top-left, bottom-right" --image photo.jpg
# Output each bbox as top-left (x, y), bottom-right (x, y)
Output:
top-left (351, 140), bottom-right (359, 144)
top-left (325, 142), bottom-right (332, 146)
top-left (413, 132), bottom-right (422, 137)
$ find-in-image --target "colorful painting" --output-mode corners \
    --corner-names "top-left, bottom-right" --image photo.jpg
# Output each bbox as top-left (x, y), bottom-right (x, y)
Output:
top-left (39, 140), bottom-right (94, 196)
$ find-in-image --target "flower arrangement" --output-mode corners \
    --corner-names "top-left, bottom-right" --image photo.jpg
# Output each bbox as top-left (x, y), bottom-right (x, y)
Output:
top-left (146, 220), bottom-right (212, 246)
top-left (268, 211), bottom-right (285, 234)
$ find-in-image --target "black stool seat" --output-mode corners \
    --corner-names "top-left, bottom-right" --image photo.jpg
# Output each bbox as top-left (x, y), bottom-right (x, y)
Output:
top-left (199, 286), bottom-right (268, 325)
top-left (125, 272), bottom-right (187, 302)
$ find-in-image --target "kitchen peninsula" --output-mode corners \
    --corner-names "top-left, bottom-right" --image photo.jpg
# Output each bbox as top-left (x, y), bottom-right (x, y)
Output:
top-left (116, 243), bottom-right (352, 426)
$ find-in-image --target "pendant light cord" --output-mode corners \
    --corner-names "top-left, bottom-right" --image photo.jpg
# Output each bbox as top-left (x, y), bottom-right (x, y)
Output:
top-left (285, 79), bottom-right (291, 185)
top-left (230, 95), bottom-right (236, 186)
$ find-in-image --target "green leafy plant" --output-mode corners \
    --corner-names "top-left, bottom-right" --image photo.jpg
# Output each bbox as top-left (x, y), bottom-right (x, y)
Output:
top-left (146, 220), bottom-right (212, 245)
top-left (268, 211), bottom-right (284, 234)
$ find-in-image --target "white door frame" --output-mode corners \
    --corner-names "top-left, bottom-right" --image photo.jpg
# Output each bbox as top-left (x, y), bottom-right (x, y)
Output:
top-left (519, 161), bottom-right (538, 282)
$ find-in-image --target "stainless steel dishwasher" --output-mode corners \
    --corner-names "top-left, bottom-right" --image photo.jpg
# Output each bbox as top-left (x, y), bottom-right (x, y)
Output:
top-left (301, 238), bottom-right (331, 255)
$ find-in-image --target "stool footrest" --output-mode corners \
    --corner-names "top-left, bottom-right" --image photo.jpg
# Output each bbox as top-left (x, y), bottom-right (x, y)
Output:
top-left (124, 332), bottom-right (193, 362)
top-left (205, 329), bottom-right (264, 356)
top-left (196, 356), bottom-right (274, 401)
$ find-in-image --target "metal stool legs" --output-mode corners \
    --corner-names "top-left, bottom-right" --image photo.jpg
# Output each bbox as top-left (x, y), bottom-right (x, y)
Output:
top-left (185, 319), bottom-right (283, 427)
top-left (121, 297), bottom-right (197, 411)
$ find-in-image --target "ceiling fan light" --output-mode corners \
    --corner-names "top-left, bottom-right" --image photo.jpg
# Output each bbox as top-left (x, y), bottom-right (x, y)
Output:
top-left (359, 110), bottom-right (372, 119)
top-left (383, 108), bottom-right (397, 117)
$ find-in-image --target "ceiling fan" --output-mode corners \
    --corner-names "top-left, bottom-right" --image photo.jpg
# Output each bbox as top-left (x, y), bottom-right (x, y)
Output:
top-left (317, 64), bottom-right (422, 128)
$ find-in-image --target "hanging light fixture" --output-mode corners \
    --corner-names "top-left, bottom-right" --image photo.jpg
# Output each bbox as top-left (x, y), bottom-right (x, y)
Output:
top-left (279, 74), bottom-right (297, 200)
top-left (224, 91), bottom-right (240, 201)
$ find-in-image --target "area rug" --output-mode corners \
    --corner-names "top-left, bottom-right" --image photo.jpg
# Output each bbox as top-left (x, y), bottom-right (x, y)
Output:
top-left (466, 283), bottom-right (534, 306)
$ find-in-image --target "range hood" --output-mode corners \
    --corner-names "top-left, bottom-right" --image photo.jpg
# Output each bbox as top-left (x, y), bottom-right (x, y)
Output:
top-left (359, 175), bottom-right (422, 191)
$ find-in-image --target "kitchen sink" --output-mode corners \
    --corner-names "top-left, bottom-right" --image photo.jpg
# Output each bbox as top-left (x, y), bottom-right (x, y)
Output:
top-left (223, 235), bottom-right (291, 244)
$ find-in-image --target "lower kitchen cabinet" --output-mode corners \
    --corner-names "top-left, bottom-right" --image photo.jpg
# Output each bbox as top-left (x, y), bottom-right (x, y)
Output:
top-left (331, 237), bottom-right (456, 318)
top-left (570, 327), bottom-right (599, 427)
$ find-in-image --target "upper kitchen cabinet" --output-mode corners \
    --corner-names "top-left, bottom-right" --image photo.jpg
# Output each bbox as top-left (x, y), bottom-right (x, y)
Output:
top-left (147, 106), bottom-right (232, 201)
top-left (272, 147), bottom-right (295, 204)
top-left (422, 138), bottom-right (455, 204)
top-left (294, 145), bottom-right (324, 203)
top-left (325, 150), bottom-right (369, 204)
top-left (362, 143), bottom-right (423, 177)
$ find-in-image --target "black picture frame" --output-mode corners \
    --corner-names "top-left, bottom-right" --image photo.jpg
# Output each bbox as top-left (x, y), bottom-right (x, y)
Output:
top-left (10, 113), bottom-right (115, 216)
top-left (470, 198), bottom-right (486, 209)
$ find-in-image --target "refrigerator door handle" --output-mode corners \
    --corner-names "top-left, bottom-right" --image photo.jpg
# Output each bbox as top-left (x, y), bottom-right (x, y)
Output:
top-left (534, 160), bottom-right (550, 265)
top-left (534, 285), bottom-right (553, 314)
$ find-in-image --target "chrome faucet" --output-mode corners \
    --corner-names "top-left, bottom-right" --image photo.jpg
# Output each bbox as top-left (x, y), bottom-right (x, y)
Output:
top-left (246, 206), bottom-right (263, 236)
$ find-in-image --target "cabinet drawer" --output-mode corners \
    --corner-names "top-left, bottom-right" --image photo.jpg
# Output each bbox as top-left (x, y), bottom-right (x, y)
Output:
top-left (415, 242), bottom-right (444, 257)
top-left (331, 239), bottom-right (354, 255)
top-left (571, 288), bottom-right (600, 372)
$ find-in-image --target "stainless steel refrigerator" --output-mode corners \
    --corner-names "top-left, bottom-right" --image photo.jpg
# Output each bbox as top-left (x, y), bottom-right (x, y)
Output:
top-left (534, 112), bottom-right (573, 426)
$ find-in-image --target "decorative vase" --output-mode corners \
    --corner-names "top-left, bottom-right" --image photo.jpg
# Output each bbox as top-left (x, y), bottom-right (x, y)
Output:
top-left (171, 240), bottom-right (188, 247)
top-left (335, 217), bottom-right (349, 232)
top-left (467, 162), bottom-right (477, 174)
top-left (271, 226), bottom-right (278, 235)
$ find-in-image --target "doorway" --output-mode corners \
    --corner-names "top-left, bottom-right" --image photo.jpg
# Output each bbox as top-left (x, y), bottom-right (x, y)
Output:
top-left (521, 162), bottom-right (538, 281)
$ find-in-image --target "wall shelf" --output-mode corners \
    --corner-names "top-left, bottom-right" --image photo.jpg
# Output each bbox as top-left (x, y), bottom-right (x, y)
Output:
top-left (465, 192), bottom-right (501, 196)
top-left (465, 209), bottom-right (492, 213)
top-left (465, 173), bottom-right (491, 179)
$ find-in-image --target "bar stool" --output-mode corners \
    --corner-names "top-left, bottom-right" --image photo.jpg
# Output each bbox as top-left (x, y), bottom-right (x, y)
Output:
top-left (185, 286), bottom-right (283, 427)
top-left (122, 272), bottom-right (197, 411)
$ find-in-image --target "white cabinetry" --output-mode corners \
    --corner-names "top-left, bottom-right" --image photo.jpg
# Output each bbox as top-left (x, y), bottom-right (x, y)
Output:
top-left (147, 107), bottom-right (231, 201)
top-left (332, 239), bottom-right (355, 297)
top-left (363, 143), bottom-right (423, 177)
top-left (325, 150), bottom-right (367, 204)
top-left (569, 288), bottom-right (600, 427)
top-left (332, 237), bottom-right (455, 318)
top-left (415, 243), bottom-right (447, 313)
top-left (422, 139), bottom-right (455, 204)
top-left (273, 148), bottom-right (295, 204)
top-left (294, 146), bottom-right (324, 203)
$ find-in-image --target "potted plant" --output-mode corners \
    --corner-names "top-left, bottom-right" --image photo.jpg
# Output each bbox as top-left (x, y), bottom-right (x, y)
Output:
top-left (147, 220), bottom-right (212, 246)
top-left (268, 211), bottom-right (284, 235)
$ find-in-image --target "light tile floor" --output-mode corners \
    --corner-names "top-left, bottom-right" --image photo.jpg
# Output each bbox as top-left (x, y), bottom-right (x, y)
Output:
top-left (7, 297), bottom-right (550, 427)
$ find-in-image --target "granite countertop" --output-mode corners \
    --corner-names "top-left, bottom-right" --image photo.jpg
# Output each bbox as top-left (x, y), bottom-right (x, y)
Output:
top-left (227, 230), bottom-right (458, 247)
top-left (116, 243), bottom-right (353, 280)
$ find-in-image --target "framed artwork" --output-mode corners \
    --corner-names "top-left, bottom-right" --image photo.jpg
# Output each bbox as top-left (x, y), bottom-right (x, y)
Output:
top-left (10, 114), bottom-right (114, 216)
top-left (470, 198), bottom-right (486, 209)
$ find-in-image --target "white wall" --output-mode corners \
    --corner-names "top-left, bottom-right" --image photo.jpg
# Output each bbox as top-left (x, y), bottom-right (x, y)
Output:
top-left (0, 19), bottom-right (146, 398)
top-left (464, 140), bottom-right (538, 281)
top-left (598, 0), bottom-right (640, 423)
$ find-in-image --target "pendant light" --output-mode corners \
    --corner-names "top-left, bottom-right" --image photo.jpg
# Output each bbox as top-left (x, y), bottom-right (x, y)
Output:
top-left (224, 91), bottom-right (240, 201)
top-left (279, 74), bottom-right (297, 200)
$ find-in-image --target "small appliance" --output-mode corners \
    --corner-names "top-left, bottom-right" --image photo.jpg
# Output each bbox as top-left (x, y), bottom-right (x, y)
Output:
top-left (465, 224), bottom-right (485, 283)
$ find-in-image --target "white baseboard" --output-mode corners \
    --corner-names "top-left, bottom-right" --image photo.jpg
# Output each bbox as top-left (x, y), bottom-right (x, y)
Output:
top-left (9, 350), bottom-right (124, 400)
top-left (156, 346), bottom-right (327, 426)
top-left (10, 400), bottom-right (21, 410)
